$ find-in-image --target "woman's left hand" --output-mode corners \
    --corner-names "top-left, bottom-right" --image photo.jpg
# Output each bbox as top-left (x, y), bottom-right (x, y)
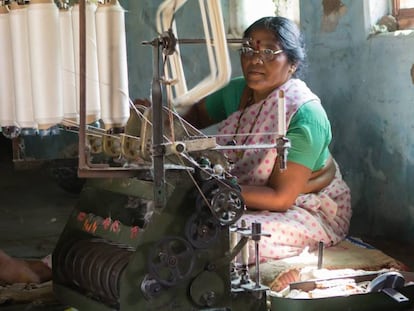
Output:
top-left (303, 155), bottom-right (336, 194)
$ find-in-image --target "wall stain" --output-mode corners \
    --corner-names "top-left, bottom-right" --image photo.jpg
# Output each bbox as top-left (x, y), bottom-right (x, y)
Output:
top-left (321, 0), bottom-right (347, 32)
top-left (364, 149), bottom-right (387, 182)
top-left (411, 64), bottom-right (414, 84)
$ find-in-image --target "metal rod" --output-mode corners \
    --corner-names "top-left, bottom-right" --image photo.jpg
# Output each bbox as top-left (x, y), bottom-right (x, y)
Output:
top-left (178, 38), bottom-right (244, 44)
top-left (151, 40), bottom-right (166, 209)
top-left (76, 0), bottom-right (138, 178)
top-left (252, 222), bottom-right (261, 288)
top-left (142, 38), bottom-right (244, 46)
top-left (78, 0), bottom-right (87, 173)
top-left (317, 241), bottom-right (324, 269)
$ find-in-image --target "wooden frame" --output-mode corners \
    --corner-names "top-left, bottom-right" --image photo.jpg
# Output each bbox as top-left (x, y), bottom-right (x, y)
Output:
top-left (393, 0), bottom-right (414, 29)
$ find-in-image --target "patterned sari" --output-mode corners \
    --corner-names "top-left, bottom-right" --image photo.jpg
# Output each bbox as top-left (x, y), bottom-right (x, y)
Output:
top-left (216, 78), bottom-right (352, 261)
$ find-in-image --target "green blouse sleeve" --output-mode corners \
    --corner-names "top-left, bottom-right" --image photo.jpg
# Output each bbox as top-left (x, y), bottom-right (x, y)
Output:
top-left (204, 77), bottom-right (246, 121)
top-left (205, 79), bottom-right (331, 172)
top-left (286, 100), bottom-right (332, 171)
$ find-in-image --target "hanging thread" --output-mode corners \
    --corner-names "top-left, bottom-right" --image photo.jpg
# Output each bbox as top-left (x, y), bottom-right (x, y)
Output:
top-left (227, 95), bottom-right (266, 159)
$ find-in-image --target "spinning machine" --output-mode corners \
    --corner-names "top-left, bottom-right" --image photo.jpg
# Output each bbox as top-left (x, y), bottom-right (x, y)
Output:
top-left (0, 0), bottom-right (290, 309)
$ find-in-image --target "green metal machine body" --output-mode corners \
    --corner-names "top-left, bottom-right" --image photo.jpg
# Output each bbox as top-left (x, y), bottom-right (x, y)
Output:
top-left (49, 1), bottom-right (274, 308)
top-left (52, 167), bottom-right (268, 310)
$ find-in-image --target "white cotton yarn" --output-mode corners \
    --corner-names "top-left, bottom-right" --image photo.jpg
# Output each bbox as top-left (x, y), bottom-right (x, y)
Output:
top-left (96, 0), bottom-right (130, 130)
top-left (9, 3), bottom-right (37, 129)
top-left (27, 0), bottom-right (63, 129)
top-left (0, 5), bottom-right (16, 127)
top-left (1, 0), bottom-right (130, 131)
top-left (72, 1), bottom-right (101, 124)
top-left (59, 5), bottom-right (78, 124)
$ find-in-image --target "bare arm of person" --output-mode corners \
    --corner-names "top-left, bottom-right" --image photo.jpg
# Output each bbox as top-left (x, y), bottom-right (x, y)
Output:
top-left (181, 99), bottom-right (217, 129)
top-left (240, 156), bottom-right (336, 212)
top-left (241, 160), bottom-right (312, 212)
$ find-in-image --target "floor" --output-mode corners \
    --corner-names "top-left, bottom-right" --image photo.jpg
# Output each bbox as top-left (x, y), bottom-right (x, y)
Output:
top-left (0, 137), bottom-right (77, 260)
top-left (1, 135), bottom-right (414, 310)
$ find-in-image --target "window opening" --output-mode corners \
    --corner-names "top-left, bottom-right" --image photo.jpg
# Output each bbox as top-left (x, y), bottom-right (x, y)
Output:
top-left (393, 0), bottom-right (414, 29)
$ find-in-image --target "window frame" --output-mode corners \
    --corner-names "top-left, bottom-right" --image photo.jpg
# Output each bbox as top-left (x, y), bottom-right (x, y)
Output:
top-left (393, 0), bottom-right (414, 29)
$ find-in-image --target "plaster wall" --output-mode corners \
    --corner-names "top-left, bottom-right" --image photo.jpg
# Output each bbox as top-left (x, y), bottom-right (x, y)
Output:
top-left (301, 0), bottom-right (414, 240)
top-left (121, 0), bottom-right (242, 101)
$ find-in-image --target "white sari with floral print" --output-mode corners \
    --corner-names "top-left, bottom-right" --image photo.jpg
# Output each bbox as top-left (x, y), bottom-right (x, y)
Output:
top-left (216, 79), bottom-right (352, 261)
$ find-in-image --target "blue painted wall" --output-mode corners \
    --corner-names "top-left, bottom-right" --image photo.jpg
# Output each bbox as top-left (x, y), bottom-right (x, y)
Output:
top-left (301, 0), bottom-right (414, 240)
top-left (121, 0), bottom-right (414, 241)
top-left (121, 0), bottom-right (241, 101)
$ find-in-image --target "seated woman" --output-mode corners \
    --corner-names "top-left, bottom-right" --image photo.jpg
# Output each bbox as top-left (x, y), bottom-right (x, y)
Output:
top-left (182, 16), bottom-right (352, 262)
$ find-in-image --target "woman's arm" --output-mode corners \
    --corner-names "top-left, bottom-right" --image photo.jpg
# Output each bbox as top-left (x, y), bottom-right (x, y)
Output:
top-left (241, 160), bottom-right (312, 212)
top-left (240, 156), bottom-right (335, 212)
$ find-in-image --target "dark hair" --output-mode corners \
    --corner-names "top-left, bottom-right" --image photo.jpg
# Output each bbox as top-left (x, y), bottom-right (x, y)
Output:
top-left (243, 16), bottom-right (307, 78)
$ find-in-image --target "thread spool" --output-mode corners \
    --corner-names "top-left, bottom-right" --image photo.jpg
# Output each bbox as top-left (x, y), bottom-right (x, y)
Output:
top-left (96, 0), bottom-right (130, 130)
top-left (9, 2), bottom-right (37, 130)
top-left (28, 0), bottom-right (64, 129)
top-left (72, 1), bottom-right (101, 124)
top-left (59, 4), bottom-right (78, 125)
top-left (0, 5), bottom-right (16, 127)
top-left (241, 220), bottom-right (249, 266)
top-left (229, 225), bottom-right (238, 265)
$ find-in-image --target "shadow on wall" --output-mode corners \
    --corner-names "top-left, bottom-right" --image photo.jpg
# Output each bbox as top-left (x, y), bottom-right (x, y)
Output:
top-left (348, 116), bottom-right (414, 241)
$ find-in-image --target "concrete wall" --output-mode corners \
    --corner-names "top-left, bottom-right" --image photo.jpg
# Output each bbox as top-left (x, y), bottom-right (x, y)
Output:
top-left (121, 0), bottom-right (414, 241)
top-left (301, 0), bottom-right (414, 240)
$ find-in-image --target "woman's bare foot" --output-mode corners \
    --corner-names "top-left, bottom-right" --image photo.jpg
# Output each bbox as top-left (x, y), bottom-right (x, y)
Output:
top-left (0, 250), bottom-right (52, 284)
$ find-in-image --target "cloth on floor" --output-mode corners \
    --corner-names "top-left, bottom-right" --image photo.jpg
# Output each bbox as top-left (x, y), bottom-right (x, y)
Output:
top-left (250, 237), bottom-right (409, 291)
top-left (41, 254), bottom-right (52, 269)
top-left (0, 281), bottom-right (56, 306)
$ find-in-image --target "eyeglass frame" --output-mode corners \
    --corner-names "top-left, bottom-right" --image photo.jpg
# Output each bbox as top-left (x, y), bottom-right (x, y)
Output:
top-left (239, 46), bottom-right (284, 62)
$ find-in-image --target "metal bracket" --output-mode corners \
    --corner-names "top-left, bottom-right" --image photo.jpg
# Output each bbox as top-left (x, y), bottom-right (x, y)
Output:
top-left (382, 288), bottom-right (409, 303)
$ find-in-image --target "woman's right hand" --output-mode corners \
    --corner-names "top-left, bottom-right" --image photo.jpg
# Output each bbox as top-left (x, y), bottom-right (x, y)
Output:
top-left (182, 99), bottom-right (216, 129)
top-left (133, 98), bottom-right (151, 107)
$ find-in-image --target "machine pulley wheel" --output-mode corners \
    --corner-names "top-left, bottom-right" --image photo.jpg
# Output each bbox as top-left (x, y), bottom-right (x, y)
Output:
top-left (210, 186), bottom-right (244, 225)
top-left (185, 212), bottom-right (220, 249)
top-left (140, 274), bottom-right (164, 300)
top-left (196, 179), bottom-right (244, 225)
top-left (148, 236), bottom-right (195, 287)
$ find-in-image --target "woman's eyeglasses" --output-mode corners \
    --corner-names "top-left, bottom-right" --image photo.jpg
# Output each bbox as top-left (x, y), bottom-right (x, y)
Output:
top-left (239, 46), bottom-right (283, 62)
